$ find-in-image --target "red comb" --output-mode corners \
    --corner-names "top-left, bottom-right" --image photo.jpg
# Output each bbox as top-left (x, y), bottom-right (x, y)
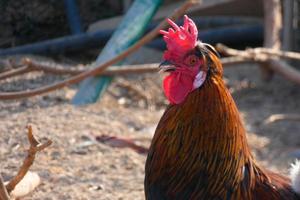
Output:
top-left (160, 15), bottom-right (198, 61)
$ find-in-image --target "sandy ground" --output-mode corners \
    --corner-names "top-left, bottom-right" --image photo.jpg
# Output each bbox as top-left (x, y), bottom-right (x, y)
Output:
top-left (0, 56), bottom-right (300, 199)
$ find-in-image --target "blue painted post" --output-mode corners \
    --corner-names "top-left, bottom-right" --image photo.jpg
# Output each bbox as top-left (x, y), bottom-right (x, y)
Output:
top-left (72, 0), bottom-right (162, 105)
top-left (64, 0), bottom-right (83, 34)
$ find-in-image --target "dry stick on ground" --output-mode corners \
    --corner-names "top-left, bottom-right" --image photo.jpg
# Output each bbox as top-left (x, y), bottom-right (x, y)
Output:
top-left (2, 46), bottom-right (299, 99)
top-left (5, 125), bottom-right (52, 193)
top-left (0, 66), bottom-right (31, 80)
top-left (264, 114), bottom-right (300, 124)
top-left (0, 56), bottom-right (253, 81)
top-left (261, 0), bottom-right (282, 80)
top-left (248, 48), bottom-right (300, 60)
top-left (24, 59), bottom-right (158, 76)
top-left (0, 59), bottom-right (160, 80)
top-left (216, 44), bottom-right (300, 85)
top-left (0, 175), bottom-right (9, 200)
top-left (0, 0), bottom-right (198, 100)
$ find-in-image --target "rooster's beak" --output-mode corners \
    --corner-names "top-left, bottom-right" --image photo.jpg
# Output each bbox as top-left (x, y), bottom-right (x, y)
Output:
top-left (159, 60), bottom-right (176, 73)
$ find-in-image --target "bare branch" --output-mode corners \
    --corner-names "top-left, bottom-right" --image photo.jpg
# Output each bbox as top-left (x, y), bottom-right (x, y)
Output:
top-left (264, 114), bottom-right (300, 124)
top-left (216, 44), bottom-right (300, 84)
top-left (5, 125), bottom-right (52, 193)
top-left (217, 43), bottom-right (300, 61)
top-left (0, 59), bottom-right (160, 80)
top-left (24, 59), bottom-right (83, 75)
top-left (1, 42), bottom-right (300, 100)
top-left (0, 55), bottom-right (254, 100)
top-left (0, 66), bottom-right (31, 81)
top-left (25, 59), bottom-right (158, 76)
top-left (1, 56), bottom-right (252, 80)
top-left (0, 175), bottom-right (10, 200)
top-left (248, 48), bottom-right (300, 60)
top-left (216, 44), bottom-right (267, 61)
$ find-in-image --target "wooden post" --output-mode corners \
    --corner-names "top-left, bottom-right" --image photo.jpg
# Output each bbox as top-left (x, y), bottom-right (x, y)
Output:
top-left (261, 0), bottom-right (283, 80)
top-left (283, 0), bottom-right (294, 51)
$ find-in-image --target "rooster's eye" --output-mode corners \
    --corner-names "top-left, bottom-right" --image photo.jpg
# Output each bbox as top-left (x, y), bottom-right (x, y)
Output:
top-left (186, 55), bottom-right (199, 66)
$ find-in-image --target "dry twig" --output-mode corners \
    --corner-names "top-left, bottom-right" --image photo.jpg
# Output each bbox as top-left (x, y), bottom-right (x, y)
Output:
top-left (217, 44), bottom-right (300, 61)
top-left (96, 135), bottom-right (148, 154)
top-left (0, 66), bottom-right (31, 80)
top-left (0, 55), bottom-right (252, 81)
top-left (0, 60), bottom-right (158, 81)
top-left (1, 59), bottom-right (159, 79)
top-left (216, 44), bottom-right (300, 84)
top-left (1, 44), bottom-right (298, 100)
top-left (5, 125), bottom-right (52, 193)
top-left (248, 48), bottom-right (300, 60)
top-left (216, 44), bottom-right (266, 61)
top-left (0, 175), bottom-right (9, 200)
top-left (264, 114), bottom-right (300, 124)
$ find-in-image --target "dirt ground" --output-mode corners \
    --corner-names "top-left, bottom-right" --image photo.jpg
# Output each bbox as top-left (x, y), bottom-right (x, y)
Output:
top-left (0, 53), bottom-right (300, 199)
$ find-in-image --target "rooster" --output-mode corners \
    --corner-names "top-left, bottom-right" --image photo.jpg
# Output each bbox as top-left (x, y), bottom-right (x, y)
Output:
top-left (144, 15), bottom-right (300, 200)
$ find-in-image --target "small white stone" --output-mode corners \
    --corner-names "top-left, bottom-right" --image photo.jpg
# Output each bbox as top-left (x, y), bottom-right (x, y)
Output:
top-left (118, 97), bottom-right (127, 105)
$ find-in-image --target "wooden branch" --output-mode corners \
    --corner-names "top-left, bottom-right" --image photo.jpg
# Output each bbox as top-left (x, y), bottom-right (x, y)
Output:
top-left (0, 55), bottom-right (261, 100)
top-left (0, 66), bottom-right (31, 80)
top-left (1, 56), bottom-right (252, 80)
top-left (216, 44), bottom-right (267, 61)
top-left (216, 44), bottom-right (300, 84)
top-left (5, 125), bottom-right (52, 193)
top-left (218, 44), bottom-right (300, 61)
top-left (264, 114), bottom-right (300, 124)
top-left (0, 175), bottom-right (9, 200)
top-left (25, 59), bottom-right (83, 75)
top-left (248, 48), bottom-right (300, 60)
top-left (96, 135), bottom-right (148, 154)
top-left (1, 42), bottom-right (300, 100)
top-left (24, 56), bottom-right (256, 74)
top-left (25, 59), bottom-right (158, 76)
top-left (0, 0), bottom-right (198, 100)
top-left (0, 59), bottom-right (161, 81)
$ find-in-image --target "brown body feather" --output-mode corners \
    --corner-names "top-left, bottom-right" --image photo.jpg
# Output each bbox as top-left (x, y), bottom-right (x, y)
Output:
top-left (145, 50), bottom-right (299, 199)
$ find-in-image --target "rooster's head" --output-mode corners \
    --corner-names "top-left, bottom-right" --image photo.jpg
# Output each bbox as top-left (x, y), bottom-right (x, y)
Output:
top-left (159, 15), bottom-right (222, 105)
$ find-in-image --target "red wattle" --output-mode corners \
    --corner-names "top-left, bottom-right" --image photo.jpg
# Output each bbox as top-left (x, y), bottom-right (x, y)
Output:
top-left (163, 72), bottom-right (194, 105)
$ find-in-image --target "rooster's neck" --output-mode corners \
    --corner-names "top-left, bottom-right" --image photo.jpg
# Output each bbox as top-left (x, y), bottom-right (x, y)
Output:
top-left (146, 76), bottom-right (256, 198)
top-left (157, 76), bottom-right (252, 157)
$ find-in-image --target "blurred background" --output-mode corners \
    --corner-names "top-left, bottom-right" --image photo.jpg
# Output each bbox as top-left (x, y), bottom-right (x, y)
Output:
top-left (0, 0), bottom-right (299, 199)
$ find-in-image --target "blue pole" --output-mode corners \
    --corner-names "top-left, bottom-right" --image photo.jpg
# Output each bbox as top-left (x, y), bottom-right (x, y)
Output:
top-left (64, 0), bottom-right (83, 34)
top-left (72, 0), bottom-right (162, 105)
top-left (0, 24), bottom-right (263, 56)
